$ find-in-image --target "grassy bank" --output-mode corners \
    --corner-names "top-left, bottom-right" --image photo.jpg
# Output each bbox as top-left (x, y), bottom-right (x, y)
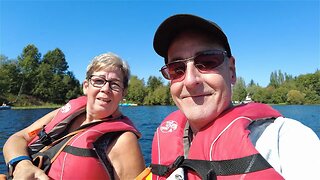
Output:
top-left (12, 104), bottom-right (61, 109)
top-left (1, 94), bottom-right (63, 109)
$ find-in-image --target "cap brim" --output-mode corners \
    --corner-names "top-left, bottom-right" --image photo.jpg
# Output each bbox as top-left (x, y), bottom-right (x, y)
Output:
top-left (153, 14), bottom-right (231, 59)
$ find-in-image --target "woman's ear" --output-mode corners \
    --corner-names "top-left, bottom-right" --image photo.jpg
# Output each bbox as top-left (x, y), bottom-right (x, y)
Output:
top-left (83, 80), bottom-right (89, 95)
top-left (122, 88), bottom-right (128, 97)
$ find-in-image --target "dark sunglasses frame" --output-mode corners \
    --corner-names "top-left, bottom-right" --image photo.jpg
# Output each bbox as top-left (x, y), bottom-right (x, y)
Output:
top-left (160, 49), bottom-right (227, 80)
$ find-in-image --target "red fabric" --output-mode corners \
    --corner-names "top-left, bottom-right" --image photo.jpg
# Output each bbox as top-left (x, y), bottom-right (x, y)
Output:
top-left (152, 103), bottom-right (284, 180)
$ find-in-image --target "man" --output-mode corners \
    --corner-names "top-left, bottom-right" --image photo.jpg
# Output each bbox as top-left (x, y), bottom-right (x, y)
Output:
top-left (148, 14), bottom-right (320, 180)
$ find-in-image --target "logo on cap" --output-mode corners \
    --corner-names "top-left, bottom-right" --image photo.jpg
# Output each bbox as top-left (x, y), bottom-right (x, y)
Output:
top-left (160, 120), bottom-right (178, 133)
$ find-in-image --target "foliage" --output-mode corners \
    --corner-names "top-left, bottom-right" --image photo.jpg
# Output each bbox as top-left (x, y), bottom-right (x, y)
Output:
top-left (1, 44), bottom-right (319, 106)
top-left (1, 44), bottom-right (82, 105)
top-left (287, 90), bottom-right (305, 105)
top-left (126, 76), bottom-right (146, 104)
top-left (232, 77), bottom-right (247, 102)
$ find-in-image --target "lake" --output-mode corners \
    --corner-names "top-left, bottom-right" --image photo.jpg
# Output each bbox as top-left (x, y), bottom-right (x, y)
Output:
top-left (0, 105), bottom-right (319, 174)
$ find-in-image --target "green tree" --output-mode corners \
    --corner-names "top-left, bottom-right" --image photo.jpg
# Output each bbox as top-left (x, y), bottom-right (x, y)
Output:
top-left (62, 72), bottom-right (82, 101)
top-left (248, 79), bottom-right (256, 87)
top-left (18, 44), bottom-right (41, 95)
top-left (32, 48), bottom-right (81, 103)
top-left (247, 81), bottom-right (261, 99)
top-left (271, 87), bottom-right (288, 104)
top-left (0, 56), bottom-right (21, 96)
top-left (32, 63), bottom-right (54, 101)
top-left (146, 76), bottom-right (163, 92)
top-left (287, 90), bottom-right (305, 104)
top-left (303, 89), bottom-right (320, 104)
top-left (42, 48), bottom-right (68, 74)
top-left (295, 70), bottom-right (320, 97)
top-left (232, 77), bottom-right (247, 102)
top-left (269, 70), bottom-right (285, 88)
top-left (251, 86), bottom-right (272, 103)
top-left (269, 71), bottom-right (278, 88)
top-left (126, 76), bottom-right (146, 104)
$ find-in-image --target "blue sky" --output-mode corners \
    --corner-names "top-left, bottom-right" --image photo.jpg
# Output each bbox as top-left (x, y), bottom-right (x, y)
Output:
top-left (1, 0), bottom-right (319, 87)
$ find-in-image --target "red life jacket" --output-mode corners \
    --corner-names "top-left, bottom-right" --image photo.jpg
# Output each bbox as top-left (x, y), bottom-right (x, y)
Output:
top-left (28, 96), bottom-right (141, 179)
top-left (151, 103), bottom-right (284, 180)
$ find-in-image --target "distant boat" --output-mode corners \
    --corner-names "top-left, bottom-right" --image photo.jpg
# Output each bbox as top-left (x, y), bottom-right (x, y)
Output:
top-left (119, 103), bottom-right (138, 107)
top-left (0, 105), bottom-right (11, 110)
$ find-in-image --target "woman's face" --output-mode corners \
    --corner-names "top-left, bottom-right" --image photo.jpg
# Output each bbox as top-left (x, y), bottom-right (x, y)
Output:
top-left (83, 68), bottom-right (124, 120)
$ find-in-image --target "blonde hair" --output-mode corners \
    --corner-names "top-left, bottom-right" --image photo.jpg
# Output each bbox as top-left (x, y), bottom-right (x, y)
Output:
top-left (86, 52), bottom-right (130, 90)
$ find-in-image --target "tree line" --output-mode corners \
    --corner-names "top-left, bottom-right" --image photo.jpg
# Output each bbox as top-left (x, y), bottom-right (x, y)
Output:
top-left (0, 44), bottom-right (81, 105)
top-left (1, 44), bottom-right (319, 106)
top-left (232, 70), bottom-right (320, 104)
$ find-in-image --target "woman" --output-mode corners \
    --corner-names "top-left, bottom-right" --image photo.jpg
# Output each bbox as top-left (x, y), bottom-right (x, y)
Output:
top-left (3, 53), bottom-right (145, 179)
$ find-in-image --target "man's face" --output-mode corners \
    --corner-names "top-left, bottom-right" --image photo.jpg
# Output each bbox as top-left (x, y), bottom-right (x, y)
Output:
top-left (167, 31), bottom-right (236, 132)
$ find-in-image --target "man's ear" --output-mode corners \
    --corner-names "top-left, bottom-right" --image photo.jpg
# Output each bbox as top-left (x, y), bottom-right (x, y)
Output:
top-left (229, 56), bottom-right (236, 85)
top-left (83, 80), bottom-right (89, 95)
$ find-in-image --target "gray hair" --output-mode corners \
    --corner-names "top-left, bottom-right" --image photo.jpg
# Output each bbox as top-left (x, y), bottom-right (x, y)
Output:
top-left (86, 52), bottom-right (130, 90)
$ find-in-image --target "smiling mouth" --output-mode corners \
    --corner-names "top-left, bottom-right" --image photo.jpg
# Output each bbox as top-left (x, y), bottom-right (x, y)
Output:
top-left (98, 98), bottom-right (111, 103)
top-left (182, 93), bottom-right (212, 99)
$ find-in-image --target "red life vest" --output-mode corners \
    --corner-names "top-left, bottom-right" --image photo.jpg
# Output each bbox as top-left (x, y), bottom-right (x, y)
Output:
top-left (151, 103), bottom-right (284, 180)
top-left (28, 96), bottom-right (141, 179)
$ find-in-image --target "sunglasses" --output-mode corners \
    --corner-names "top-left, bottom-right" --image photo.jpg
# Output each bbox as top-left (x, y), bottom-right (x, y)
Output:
top-left (160, 50), bottom-right (227, 81)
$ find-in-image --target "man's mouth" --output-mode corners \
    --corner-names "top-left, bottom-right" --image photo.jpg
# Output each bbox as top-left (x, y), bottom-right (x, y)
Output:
top-left (181, 93), bottom-right (212, 99)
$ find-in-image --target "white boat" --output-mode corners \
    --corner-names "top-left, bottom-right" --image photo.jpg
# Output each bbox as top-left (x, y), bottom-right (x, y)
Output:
top-left (119, 103), bottom-right (138, 107)
top-left (0, 105), bottom-right (11, 110)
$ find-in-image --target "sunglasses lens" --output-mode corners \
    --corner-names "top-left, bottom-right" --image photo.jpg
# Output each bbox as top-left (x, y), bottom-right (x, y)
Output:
top-left (194, 53), bottom-right (224, 71)
top-left (163, 62), bottom-right (186, 80)
top-left (160, 50), bottom-right (226, 81)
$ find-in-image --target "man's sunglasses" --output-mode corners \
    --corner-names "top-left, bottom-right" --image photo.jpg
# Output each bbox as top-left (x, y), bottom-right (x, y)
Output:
top-left (159, 50), bottom-right (227, 81)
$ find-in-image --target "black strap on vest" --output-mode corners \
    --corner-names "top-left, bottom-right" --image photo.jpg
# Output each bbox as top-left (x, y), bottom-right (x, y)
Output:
top-left (151, 153), bottom-right (273, 179)
top-left (63, 145), bottom-right (98, 157)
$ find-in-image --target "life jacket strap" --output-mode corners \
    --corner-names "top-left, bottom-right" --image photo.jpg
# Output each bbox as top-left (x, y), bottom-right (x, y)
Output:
top-left (62, 145), bottom-right (98, 157)
top-left (151, 153), bottom-right (272, 179)
top-left (150, 156), bottom-right (184, 177)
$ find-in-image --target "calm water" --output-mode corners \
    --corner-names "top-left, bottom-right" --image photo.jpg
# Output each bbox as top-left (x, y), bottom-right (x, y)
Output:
top-left (0, 105), bottom-right (319, 173)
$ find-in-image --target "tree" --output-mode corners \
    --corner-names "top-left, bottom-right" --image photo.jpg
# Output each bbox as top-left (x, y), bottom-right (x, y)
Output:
top-left (126, 76), bottom-right (146, 104)
top-left (146, 76), bottom-right (163, 92)
top-left (287, 90), bottom-right (305, 105)
top-left (62, 72), bottom-right (82, 101)
top-left (271, 87), bottom-right (288, 104)
top-left (0, 56), bottom-right (21, 96)
top-left (251, 86), bottom-right (272, 103)
top-left (269, 71), bottom-right (278, 88)
top-left (42, 48), bottom-right (69, 75)
top-left (248, 79), bottom-right (256, 87)
top-left (32, 63), bottom-right (54, 101)
top-left (232, 77), bottom-right (247, 102)
top-left (18, 44), bottom-right (41, 95)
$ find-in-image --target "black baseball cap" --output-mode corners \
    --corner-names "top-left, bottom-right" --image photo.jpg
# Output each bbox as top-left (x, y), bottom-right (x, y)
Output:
top-left (153, 14), bottom-right (232, 62)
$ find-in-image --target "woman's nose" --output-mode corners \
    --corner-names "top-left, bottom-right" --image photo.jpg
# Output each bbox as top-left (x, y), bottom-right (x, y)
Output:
top-left (100, 82), bottom-right (112, 93)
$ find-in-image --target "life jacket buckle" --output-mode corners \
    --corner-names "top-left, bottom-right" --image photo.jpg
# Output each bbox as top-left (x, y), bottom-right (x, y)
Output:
top-left (38, 126), bottom-right (52, 146)
top-left (171, 156), bottom-right (184, 169)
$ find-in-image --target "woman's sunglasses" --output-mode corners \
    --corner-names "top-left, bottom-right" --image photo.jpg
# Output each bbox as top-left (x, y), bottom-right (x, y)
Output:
top-left (159, 50), bottom-right (227, 81)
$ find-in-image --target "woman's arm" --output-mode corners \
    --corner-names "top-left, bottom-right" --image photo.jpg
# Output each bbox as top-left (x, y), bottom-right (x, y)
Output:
top-left (3, 109), bottom-right (59, 179)
top-left (107, 131), bottom-right (146, 180)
